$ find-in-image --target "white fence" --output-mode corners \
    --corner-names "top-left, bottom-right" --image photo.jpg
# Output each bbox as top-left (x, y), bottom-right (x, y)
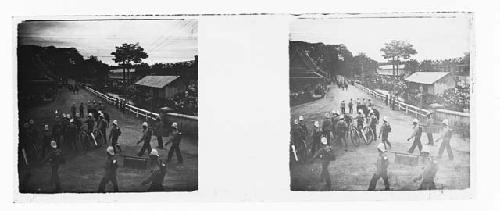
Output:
top-left (83, 86), bottom-right (198, 122)
top-left (353, 83), bottom-right (431, 119)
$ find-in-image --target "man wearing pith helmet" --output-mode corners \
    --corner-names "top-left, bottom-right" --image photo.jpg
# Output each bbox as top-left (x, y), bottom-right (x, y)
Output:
top-left (407, 119), bottom-right (423, 154)
top-left (109, 120), bottom-right (122, 154)
top-left (137, 122), bottom-right (153, 157)
top-left (98, 146), bottom-right (119, 192)
top-left (41, 140), bottom-right (63, 192)
top-left (166, 122), bottom-right (184, 164)
top-left (311, 136), bottom-right (335, 190)
top-left (141, 149), bottom-right (167, 191)
top-left (368, 143), bottom-right (390, 191)
top-left (436, 119), bottom-right (454, 160)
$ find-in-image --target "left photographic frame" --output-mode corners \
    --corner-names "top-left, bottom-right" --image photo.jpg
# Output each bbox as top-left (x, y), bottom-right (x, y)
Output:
top-left (16, 17), bottom-right (198, 193)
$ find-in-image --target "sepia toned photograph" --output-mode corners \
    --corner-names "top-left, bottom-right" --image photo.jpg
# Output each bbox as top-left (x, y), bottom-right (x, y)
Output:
top-left (16, 18), bottom-right (198, 193)
top-left (289, 13), bottom-right (472, 191)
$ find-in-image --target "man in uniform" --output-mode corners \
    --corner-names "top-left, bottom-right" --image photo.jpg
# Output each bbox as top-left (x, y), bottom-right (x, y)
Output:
top-left (335, 115), bottom-right (349, 151)
top-left (66, 119), bottom-right (78, 151)
top-left (137, 122), bottom-right (153, 157)
top-left (166, 122), bottom-right (184, 164)
top-left (108, 120), bottom-right (122, 154)
top-left (348, 99), bottom-right (353, 114)
top-left (70, 103), bottom-right (77, 118)
top-left (424, 113), bottom-right (435, 145)
top-left (340, 100), bottom-right (346, 114)
top-left (417, 156), bottom-right (439, 190)
top-left (322, 113), bottom-right (333, 145)
top-left (379, 117), bottom-right (392, 150)
top-left (368, 143), bottom-right (390, 191)
top-left (79, 102), bottom-right (85, 118)
top-left (407, 119), bottom-right (423, 154)
top-left (141, 149), bottom-right (167, 191)
top-left (436, 119), bottom-right (454, 161)
top-left (41, 140), bottom-right (64, 192)
top-left (368, 111), bottom-right (378, 141)
top-left (154, 118), bottom-right (164, 149)
top-left (98, 146), bottom-right (119, 192)
top-left (96, 112), bottom-right (108, 145)
top-left (311, 137), bottom-right (335, 190)
top-left (310, 121), bottom-right (322, 156)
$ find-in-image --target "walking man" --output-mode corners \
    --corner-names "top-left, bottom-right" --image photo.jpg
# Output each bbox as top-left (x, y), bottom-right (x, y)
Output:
top-left (79, 103), bottom-right (85, 118)
top-left (335, 115), bottom-right (348, 151)
top-left (417, 157), bottom-right (439, 190)
top-left (436, 119), bottom-right (454, 161)
top-left (41, 140), bottom-right (64, 192)
top-left (368, 143), bottom-right (390, 191)
top-left (310, 121), bottom-right (322, 156)
top-left (98, 146), bottom-right (119, 192)
top-left (166, 122), bottom-right (184, 164)
top-left (141, 149), bottom-right (167, 191)
top-left (379, 117), bottom-right (392, 150)
top-left (340, 100), bottom-right (346, 114)
top-left (322, 113), bottom-right (333, 145)
top-left (348, 99), bottom-right (353, 114)
top-left (311, 137), bottom-right (335, 190)
top-left (70, 103), bottom-right (77, 118)
top-left (109, 120), bottom-right (122, 154)
top-left (424, 113), bottom-right (435, 145)
top-left (407, 119), bottom-right (423, 154)
top-left (137, 122), bottom-right (153, 157)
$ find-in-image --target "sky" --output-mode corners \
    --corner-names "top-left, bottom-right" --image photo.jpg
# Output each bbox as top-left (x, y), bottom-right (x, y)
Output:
top-left (290, 15), bottom-right (472, 62)
top-left (18, 19), bottom-right (198, 65)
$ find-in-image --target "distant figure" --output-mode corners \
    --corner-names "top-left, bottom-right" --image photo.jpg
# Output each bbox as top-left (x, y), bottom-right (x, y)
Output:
top-left (109, 120), bottom-right (122, 154)
top-left (166, 122), bottom-right (184, 164)
top-left (407, 119), bottom-right (423, 154)
top-left (379, 117), bottom-right (392, 149)
top-left (137, 122), bottom-right (153, 157)
top-left (425, 113), bottom-right (435, 145)
top-left (79, 102), bottom-right (85, 118)
top-left (70, 103), bottom-right (77, 118)
top-left (436, 119), bottom-right (454, 161)
top-left (348, 99), bottom-right (353, 114)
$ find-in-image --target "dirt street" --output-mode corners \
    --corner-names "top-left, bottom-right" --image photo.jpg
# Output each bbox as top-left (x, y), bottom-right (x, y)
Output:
top-left (19, 87), bottom-right (198, 192)
top-left (290, 83), bottom-right (470, 191)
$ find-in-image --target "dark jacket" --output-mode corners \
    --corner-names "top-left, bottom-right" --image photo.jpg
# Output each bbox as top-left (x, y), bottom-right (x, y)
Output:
top-left (143, 160), bottom-right (167, 191)
top-left (103, 156), bottom-right (118, 178)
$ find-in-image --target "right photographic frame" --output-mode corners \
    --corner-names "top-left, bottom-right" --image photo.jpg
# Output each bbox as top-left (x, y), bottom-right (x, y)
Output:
top-left (289, 13), bottom-right (473, 191)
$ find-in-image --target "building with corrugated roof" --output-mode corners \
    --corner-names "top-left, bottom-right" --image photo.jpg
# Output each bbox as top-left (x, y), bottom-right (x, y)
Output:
top-left (405, 72), bottom-right (455, 95)
top-left (135, 75), bottom-right (186, 99)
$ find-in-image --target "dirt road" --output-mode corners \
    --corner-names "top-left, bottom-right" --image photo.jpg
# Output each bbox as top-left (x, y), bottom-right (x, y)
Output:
top-left (290, 83), bottom-right (470, 191)
top-left (19, 87), bottom-right (198, 192)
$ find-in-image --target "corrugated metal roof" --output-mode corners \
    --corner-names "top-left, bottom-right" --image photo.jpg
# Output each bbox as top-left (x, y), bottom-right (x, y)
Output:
top-left (405, 72), bottom-right (449, 85)
top-left (135, 76), bottom-right (180, 88)
top-left (378, 64), bottom-right (405, 70)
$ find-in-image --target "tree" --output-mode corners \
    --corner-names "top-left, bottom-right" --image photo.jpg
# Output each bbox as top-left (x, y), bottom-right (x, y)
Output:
top-left (380, 40), bottom-right (417, 76)
top-left (111, 43), bottom-right (148, 84)
top-left (353, 53), bottom-right (378, 77)
top-left (404, 59), bottom-right (420, 74)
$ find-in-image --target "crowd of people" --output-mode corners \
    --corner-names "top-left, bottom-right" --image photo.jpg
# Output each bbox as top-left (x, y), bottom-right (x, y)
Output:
top-left (290, 95), bottom-right (455, 190)
top-left (19, 94), bottom-right (187, 193)
top-left (290, 80), bottom-right (329, 106)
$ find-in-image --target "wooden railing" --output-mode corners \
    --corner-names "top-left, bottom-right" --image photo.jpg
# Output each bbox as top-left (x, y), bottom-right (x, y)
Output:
top-left (83, 86), bottom-right (198, 122)
top-left (353, 82), bottom-right (431, 120)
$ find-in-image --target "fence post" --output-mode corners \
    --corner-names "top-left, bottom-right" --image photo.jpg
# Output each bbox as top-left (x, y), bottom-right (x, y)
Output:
top-left (136, 108), bottom-right (139, 117)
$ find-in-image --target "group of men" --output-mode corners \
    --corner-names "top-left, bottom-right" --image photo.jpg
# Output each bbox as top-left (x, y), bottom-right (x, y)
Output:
top-left (291, 93), bottom-right (456, 190)
top-left (20, 95), bottom-right (187, 192)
